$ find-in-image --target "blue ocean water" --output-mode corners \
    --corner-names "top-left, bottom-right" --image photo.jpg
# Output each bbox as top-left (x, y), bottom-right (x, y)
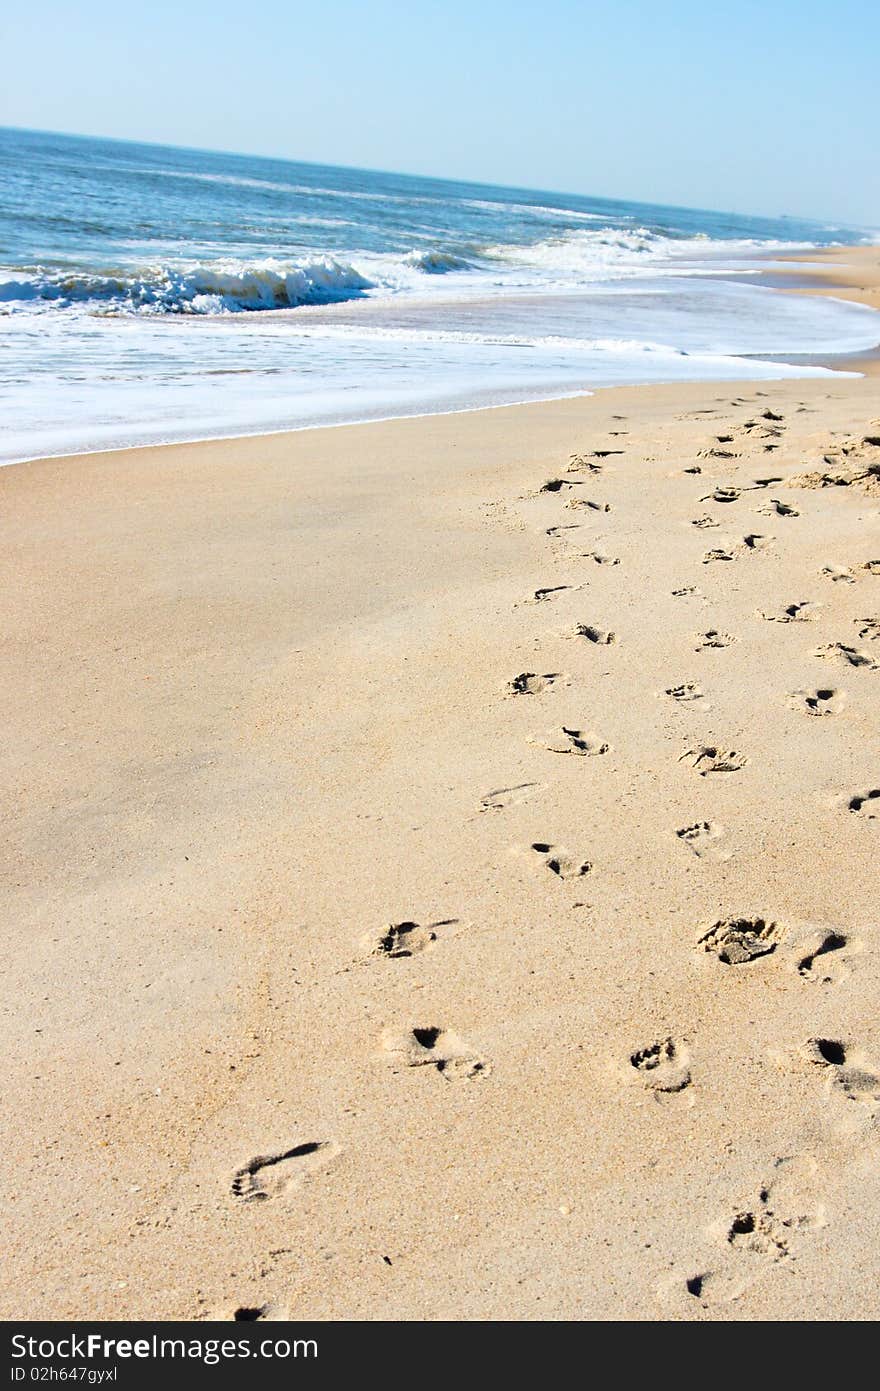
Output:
top-left (1, 127), bottom-right (878, 462)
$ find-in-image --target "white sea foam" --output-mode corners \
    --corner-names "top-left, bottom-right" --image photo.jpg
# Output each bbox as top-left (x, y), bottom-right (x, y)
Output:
top-left (0, 258), bottom-right (374, 313)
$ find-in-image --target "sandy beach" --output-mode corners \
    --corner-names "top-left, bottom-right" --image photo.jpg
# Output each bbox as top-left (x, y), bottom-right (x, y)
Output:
top-left (2, 246), bottom-right (878, 1322)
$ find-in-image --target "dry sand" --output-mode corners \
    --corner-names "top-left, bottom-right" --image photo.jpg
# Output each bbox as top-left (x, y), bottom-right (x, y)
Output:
top-left (1, 247), bottom-right (878, 1322)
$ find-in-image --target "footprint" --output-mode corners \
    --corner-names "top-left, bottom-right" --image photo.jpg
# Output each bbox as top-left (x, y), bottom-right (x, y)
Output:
top-left (575, 623), bottom-right (617, 645)
top-left (666, 681), bottom-right (707, 703)
top-left (531, 585), bottom-right (574, 603)
top-left (697, 916), bottom-right (780, 964)
top-left (668, 1157), bottom-right (825, 1309)
top-left (695, 629), bottom-right (736, 650)
top-left (800, 1038), bottom-right (880, 1109)
top-left (847, 788), bottom-right (879, 818)
top-left (480, 782), bottom-right (542, 812)
top-left (676, 820), bottom-right (730, 860)
top-left (567, 497), bottom-right (612, 512)
top-left (692, 515), bottom-right (720, 529)
top-left (680, 747), bottom-right (748, 776)
top-left (630, 1037), bottom-right (691, 1094)
top-left (814, 643), bottom-right (878, 670)
top-left (742, 533), bottom-right (773, 551)
top-left (231, 1142), bottom-right (331, 1202)
top-left (793, 926), bottom-right (852, 982)
top-left (758, 499), bottom-right (799, 517)
top-left (703, 546), bottom-right (736, 564)
top-left (382, 1026), bottom-right (487, 1079)
top-left (581, 550), bottom-right (620, 566)
top-left (787, 687), bottom-right (844, 717)
top-left (701, 486), bottom-right (741, 504)
top-left (760, 601), bottom-right (819, 623)
top-left (530, 842), bottom-right (592, 879)
top-left (536, 726), bottom-right (610, 757)
top-left (672, 585), bottom-right (702, 598)
top-left (546, 523), bottom-right (582, 538)
top-left (857, 618), bottom-right (880, 640)
top-left (540, 477), bottom-right (582, 494)
top-left (508, 671), bottom-right (564, 696)
top-left (365, 920), bottom-right (445, 958)
top-left (821, 564), bottom-right (856, 584)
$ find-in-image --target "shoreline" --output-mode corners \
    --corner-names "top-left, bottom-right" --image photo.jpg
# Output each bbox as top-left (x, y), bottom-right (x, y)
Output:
top-left (2, 243), bottom-right (879, 1322)
top-left (3, 246), bottom-right (879, 472)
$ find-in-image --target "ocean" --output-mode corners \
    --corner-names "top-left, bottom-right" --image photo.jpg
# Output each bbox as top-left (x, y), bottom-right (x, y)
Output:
top-left (1, 126), bottom-right (878, 464)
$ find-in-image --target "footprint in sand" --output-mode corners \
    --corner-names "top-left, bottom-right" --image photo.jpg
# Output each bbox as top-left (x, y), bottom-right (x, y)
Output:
top-left (575, 623), bottom-right (617, 645)
top-left (667, 1156), bottom-right (826, 1309)
top-left (800, 1039), bottom-right (880, 1111)
top-left (698, 447), bottom-right (739, 461)
top-left (702, 545), bottom-right (736, 564)
top-left (666, 681), bottom-right (705, 701)
top-left (364, 919), bottom-right (456, 959)
top-left (681, 746), bottom-right (747, 777)
top-left (540, 477), bottom-right (583, 494)
top-left (857, 618), bottom-right (880, 641)
top-left (846, 787), bottom-right (880, 818)
top-left (787, 687), bottom-right (845, 717)
top-left (382, 1026), bottom-right (487, 1079)
top-left (534, 726), bottom-right (610, 757)
top-left (814, 642), bottom-right (878, 670)
top-left (701, 486), bottom-right (742, 504)
top-left (695, 630), bottom-right (736, 650)
top-left (697, 916), bottom-right (780, 964)
top-left (546, 523), bottom-right (582, 538)
top-left (581, 550), bottom-right (620, 566)
top-left (568, 450), bottom-right (621, 472)
top-left (480, 782), bottom-right (543, 812)
top-left (508, 671), bottom-right (565, 696)
top-left (530, 842), bottom-right (592, 880)
top-left (760, 601), bottom-right (820, 623)
top-left (231, 1141), bottom-right (334, 1203)
top-left (676, 820), bottom-right (730, 860)
top-left (629, 1037), bottom-right (692, 1095)
top-left (566, 497), bottom-right (612, 513)
top-left (821, 564), bottom-right (856, 584)
top-left (791, 925), bottom-right (855, 983)
top-left (530, 585), bottom-right (577, 603)
top-left (692, 514), bottom-right (720, 529)
top-left (758, 498), bottom-right (800, 517)
top-left (672, 585), bottom-right (702, 598)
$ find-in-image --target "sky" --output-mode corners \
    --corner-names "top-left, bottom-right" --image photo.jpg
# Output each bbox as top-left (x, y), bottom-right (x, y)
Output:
top-left (1, 0), bottom-right (877, 228)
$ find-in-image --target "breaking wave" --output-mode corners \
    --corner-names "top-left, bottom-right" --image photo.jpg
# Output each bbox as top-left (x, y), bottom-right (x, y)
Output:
top-left (0, 257), bottom-right (374, 313)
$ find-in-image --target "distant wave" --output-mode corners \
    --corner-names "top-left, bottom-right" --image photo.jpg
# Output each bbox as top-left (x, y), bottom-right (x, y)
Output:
top-left (0, 258), bottom-right (374, 313)
top-left (404, 249), bottom-right (475, 274)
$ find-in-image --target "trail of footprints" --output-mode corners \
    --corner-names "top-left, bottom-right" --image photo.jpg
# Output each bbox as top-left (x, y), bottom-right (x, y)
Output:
top-left (226, 402), bottom-right (877, 1317)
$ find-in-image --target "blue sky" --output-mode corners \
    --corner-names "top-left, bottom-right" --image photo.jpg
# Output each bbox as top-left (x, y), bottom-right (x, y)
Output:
top-left (1, 0), bottom-right (877, 226)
